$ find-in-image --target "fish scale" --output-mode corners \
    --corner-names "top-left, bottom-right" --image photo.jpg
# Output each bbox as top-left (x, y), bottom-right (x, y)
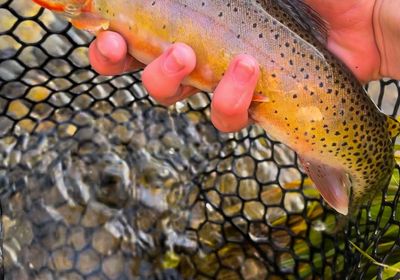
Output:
top-left (33, 0), bottom-right (400, 215)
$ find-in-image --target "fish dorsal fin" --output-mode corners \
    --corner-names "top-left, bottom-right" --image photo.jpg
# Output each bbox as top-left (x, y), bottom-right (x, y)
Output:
top-left (298, 155), bottom-right (350, 215)
top-left (262, 0), bottom-right (328, 44)
top-left (386, 115), bottom-right (400, 138)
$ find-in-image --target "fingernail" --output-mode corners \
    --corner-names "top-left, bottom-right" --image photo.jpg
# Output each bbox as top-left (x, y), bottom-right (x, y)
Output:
top-left (98, 38), bottom-right (125, 63)
top-left (164, 48), bottom-right (185, 73)
top-left (96, 39), bottom-right (109, 59)
top-left (233, 59), bottom-right (255, 84)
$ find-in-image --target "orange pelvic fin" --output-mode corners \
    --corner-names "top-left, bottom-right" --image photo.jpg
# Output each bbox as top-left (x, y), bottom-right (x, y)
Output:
top-left (70, 13), bottom-right (110, 34)
top-left (32, 0), bottom-right (64, 12)
top-left (252, 93), bottom-right (270, 103)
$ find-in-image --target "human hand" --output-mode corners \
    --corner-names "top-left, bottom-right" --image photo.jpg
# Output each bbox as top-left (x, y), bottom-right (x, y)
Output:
top-left (89, 31), bottom-right (259, 132)
top-left (305, 0), bottom-right (400, 82)
top-left (89, 1), bottom-right (398, 133)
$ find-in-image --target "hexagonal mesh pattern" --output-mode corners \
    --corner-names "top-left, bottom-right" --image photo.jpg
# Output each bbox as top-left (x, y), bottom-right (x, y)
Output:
top-left (1, 0), bottom-right (400, 279)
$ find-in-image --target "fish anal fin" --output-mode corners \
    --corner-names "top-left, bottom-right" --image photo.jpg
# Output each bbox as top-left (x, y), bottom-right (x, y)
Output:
top-left (70, 13), bottom-right (110, 34)
top-left (386, 115), bottom-right (400, 138)
top-left (299, 155), bottom-right (350, 215)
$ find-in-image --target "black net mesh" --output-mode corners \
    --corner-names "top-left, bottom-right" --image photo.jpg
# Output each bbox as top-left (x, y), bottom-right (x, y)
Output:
top-left (1, 0), bottom-right (400, 279)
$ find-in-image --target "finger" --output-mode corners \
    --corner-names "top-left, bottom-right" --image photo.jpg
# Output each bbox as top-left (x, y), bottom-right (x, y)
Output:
top-left (88, 31), bottom-right (143, 76)
top-left (141, 43), bottom-right (197, 105)
top-left (211, 54), bottom-right (260, 133)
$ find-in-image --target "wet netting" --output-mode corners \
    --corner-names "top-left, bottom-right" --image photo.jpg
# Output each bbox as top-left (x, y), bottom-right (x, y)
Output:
top-left (1, 0), bottom-right (400, 279)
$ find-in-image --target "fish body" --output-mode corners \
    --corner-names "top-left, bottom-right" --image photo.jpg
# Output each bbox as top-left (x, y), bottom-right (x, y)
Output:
top-left (33, 0), bottom-right (400, 215)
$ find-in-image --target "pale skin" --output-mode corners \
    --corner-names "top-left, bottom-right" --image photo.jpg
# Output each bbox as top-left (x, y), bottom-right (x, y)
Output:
top-left (89, 0), bottom-right (400, 132)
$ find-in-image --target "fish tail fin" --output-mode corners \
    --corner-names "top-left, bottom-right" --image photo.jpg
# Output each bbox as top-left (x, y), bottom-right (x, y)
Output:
top-left (386, 115), bottom-right (400, 138)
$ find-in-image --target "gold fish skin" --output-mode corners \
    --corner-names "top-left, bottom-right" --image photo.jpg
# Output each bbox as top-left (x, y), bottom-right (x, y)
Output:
top-left (32, 0), bottom-right (400, 215)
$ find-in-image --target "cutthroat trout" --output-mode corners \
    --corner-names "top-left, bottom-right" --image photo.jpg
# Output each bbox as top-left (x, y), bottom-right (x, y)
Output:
top-left (33, 0), bottom-right (400, 215)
